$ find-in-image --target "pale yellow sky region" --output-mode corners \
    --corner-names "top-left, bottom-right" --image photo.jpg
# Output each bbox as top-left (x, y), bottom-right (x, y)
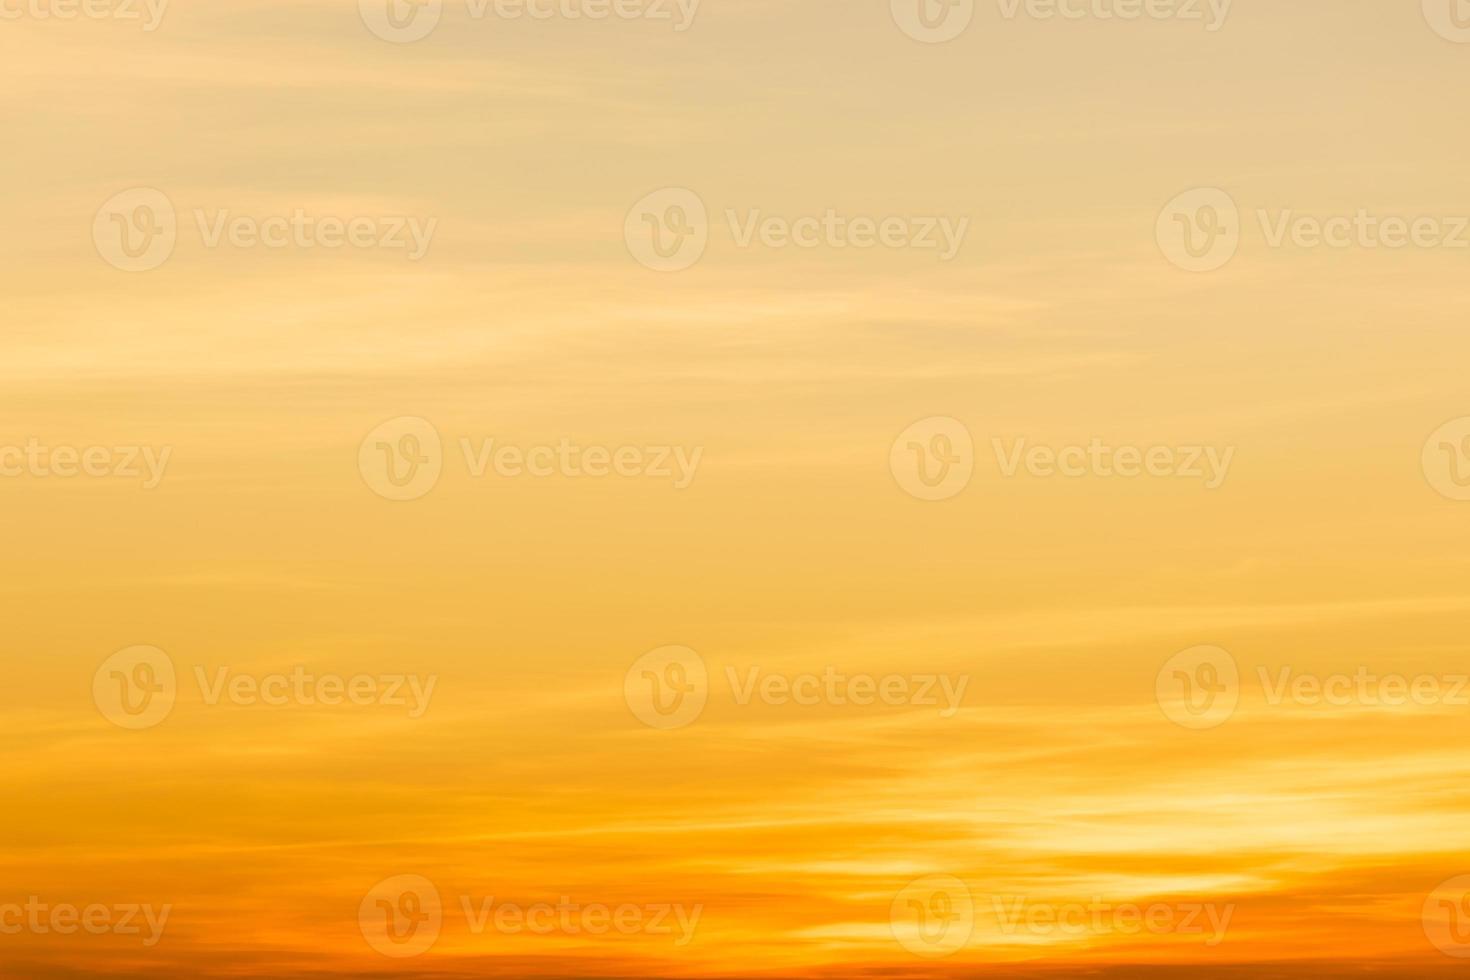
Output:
top-left (4, 1), bottom-right (1470, 978)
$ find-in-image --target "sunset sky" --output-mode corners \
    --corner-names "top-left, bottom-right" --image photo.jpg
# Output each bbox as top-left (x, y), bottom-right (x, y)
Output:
top-left (4, 1), bottom-right (1470, 977)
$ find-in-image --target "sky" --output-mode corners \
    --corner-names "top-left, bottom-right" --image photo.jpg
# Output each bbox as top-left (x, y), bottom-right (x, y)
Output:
top-left (4, 0), bottom-right (1470, 976)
